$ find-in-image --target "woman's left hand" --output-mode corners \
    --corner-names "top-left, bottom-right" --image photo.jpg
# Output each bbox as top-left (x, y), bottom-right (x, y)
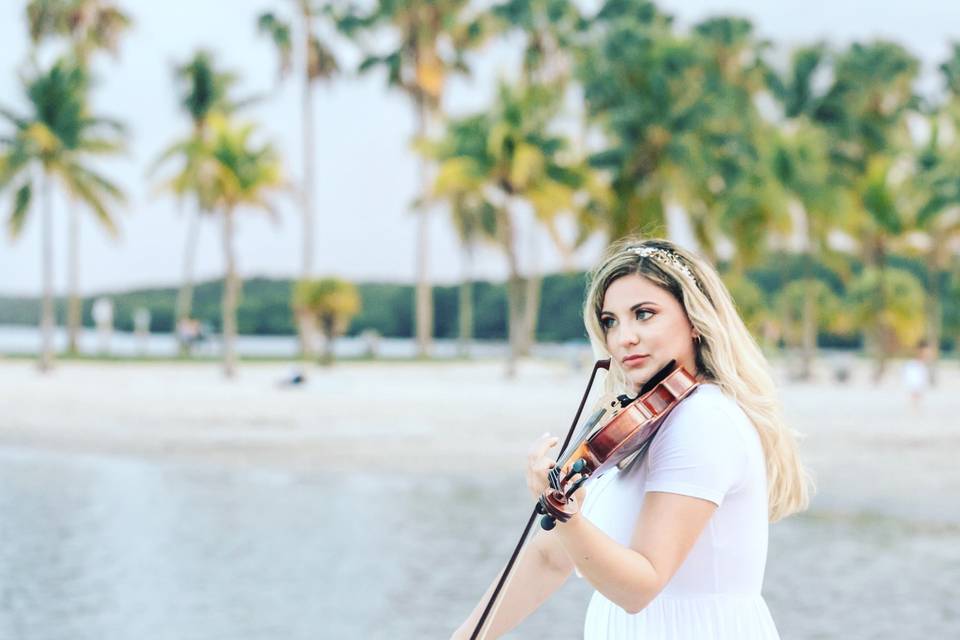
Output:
top-left (525, 433), bottom-right (560, 502)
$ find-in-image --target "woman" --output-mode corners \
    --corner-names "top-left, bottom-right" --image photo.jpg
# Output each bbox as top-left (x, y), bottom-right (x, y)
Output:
top-left (452, 237), bottom-right (811, 639)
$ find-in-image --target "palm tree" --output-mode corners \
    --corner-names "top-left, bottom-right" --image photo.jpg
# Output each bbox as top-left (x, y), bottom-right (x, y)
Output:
top-left (27, 0), bottom-right (131, 63)
top-left (425, 117), bottom-right (498, 357)
top-left (774, 278), bottom-right (846, 356)
top-left (577, 6), bottom-right (731, 255)
top-left (487, 0), bottom-right (583, 86)
top-left (0, 59), bottom-right (125, 371)
top-left (292, 277), bottom-right (361, 365)
top-left (335, 0), bottom-right (479, 358)
top-left (26, 0), bottom-right (132, 355)
top-left (203, 114), bottom-right (285, 378)
top-left (763, 44), bottom-right (848, 378)
top-left (482, 1), bottom-right (597, 356)
top-left (150, 50), bottom-right (250, 356)
top-left (816, 41), bottom-right (919, 378)
top-left (257, 3), bottom-right (339, 286)
top-left (847, 266), bottom-right (927, 362)
top-left (905, 48), bottom-right (960, 377)
top-left (430, 83), bottom-right (585, 374)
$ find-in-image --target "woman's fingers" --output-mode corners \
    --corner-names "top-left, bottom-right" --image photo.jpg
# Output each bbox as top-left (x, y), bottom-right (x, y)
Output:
top-left (525, 433), bottom-right (562, 500)
top-left (527, 433), bottom-right (560, 463)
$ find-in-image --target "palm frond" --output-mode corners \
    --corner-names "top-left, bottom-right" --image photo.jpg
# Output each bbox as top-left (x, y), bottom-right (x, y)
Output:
top-left (0, 106), bottom-right (29, 131)
top-left (8, 180), bottom-right (33, 238)
top-left (69, 161), bottom-right (127, 204)
top-left (66, 169), bottom-right (120, 236)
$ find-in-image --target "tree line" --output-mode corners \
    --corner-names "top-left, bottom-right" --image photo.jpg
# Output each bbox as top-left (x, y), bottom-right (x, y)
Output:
top-left (2, 251), bottom-right (956, 352)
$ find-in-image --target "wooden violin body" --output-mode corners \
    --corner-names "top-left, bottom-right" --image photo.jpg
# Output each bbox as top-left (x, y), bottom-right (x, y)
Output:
top-left (538, 364), bottom-right (698, 529)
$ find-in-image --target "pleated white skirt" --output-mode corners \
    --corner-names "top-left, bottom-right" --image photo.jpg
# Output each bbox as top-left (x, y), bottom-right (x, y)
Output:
top-left (583, 592), bottom-right (781, 640)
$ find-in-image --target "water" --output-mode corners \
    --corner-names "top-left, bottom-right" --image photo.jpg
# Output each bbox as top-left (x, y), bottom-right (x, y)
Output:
top-left (0, 448), bottom-right (956, 639)
top-left (0, 325), bottom-right (588, 360)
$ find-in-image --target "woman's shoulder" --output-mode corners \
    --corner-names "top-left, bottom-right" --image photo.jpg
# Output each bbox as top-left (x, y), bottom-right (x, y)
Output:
top-left (643, 382), bottom-right (756, 503)
top-left (654, 382), bottom-right (753, 450)
top-left (670, 382), bottom-right (747, 424)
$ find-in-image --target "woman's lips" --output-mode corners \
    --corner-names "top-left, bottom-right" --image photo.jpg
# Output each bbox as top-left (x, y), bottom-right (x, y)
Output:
top-left (622, 354), bottom-right (649, 366)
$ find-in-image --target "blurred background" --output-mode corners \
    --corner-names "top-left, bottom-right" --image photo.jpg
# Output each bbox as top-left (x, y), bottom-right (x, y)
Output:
top-left (1, 1), bottom-right (958, 638)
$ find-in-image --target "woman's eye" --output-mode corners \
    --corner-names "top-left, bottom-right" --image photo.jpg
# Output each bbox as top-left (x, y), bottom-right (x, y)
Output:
top-left (600, 316), bottom-right (616, 330)
top-left (635, 309), bottom-right (653, 321)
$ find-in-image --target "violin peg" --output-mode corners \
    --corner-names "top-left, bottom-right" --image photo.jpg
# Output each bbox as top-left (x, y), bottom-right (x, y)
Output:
top-left (540, 515), bottom-right (556, 531)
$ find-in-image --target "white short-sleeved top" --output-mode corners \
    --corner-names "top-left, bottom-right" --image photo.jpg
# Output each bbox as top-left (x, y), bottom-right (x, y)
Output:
top-left (578, 383), bottom-right (780, 639)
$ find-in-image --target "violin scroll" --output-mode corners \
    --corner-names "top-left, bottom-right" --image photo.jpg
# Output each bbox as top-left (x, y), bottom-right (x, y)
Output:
top-left (537, 458), bottom-right (589, 529)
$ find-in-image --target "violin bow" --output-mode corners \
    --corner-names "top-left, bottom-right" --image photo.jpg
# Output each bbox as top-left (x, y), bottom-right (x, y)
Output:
top-left (469, 358), bottom-right (611, 640)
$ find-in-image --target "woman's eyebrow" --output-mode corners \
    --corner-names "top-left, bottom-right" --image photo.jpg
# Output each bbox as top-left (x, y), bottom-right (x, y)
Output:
top-left (600, 301), bottom-right (659, 315)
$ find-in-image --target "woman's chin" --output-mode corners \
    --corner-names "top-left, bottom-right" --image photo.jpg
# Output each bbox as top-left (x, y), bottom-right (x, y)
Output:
top-left (626, 371), bottom-right (650, 395)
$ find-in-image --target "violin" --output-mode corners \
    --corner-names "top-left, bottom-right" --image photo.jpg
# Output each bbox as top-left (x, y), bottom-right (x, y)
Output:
top-left (469, 358), bottom-right (698, 639)
top-left (538, 360), bottom-right (698, 529)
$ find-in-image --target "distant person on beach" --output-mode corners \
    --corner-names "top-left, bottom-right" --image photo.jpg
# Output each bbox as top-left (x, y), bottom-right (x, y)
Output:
top-left (901, 340), bottom-right (933, 408)
top-left (133, 307), bottom-right (151, 355)
top-left (176, 318), bottom-right (203, 355)
top-left (92, 297), bottom-right (114, 355)
top-left (453, 238), bottom-right (811, 640)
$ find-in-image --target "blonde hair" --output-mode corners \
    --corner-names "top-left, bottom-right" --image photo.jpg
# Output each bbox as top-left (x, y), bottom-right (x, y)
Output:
top-left (583, 237), bottom-right (812, 522)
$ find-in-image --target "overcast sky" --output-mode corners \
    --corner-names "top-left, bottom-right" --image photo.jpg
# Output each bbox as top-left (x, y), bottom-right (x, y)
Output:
top-left (2, 0), bottom-right (959, 296)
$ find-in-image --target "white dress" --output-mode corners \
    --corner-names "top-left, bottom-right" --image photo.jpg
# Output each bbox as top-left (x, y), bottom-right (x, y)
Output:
top-left (579, 383), bottom-right (780, 640)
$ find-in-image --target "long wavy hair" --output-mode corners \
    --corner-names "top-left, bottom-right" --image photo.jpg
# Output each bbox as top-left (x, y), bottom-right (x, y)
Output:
top-left (583, 237), bottom-right (811, 522)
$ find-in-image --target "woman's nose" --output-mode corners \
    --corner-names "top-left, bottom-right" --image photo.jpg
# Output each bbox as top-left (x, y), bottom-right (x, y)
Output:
top-left (618, 322), bottom-right (640, 347)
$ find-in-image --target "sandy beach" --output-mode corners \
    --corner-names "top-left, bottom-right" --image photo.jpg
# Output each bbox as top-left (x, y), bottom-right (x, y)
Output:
top-left (1, 355), bottom-right (958, 639)
top-left (2, 355), bottom-right (957, 522)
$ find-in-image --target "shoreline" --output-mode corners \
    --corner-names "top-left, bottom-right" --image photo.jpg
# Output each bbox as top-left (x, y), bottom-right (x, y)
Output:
top-left (4, 358), bottom-right (958, 524)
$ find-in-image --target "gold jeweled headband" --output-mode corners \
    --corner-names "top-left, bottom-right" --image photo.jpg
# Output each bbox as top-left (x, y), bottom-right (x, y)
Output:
top-left (631, 246), bottom-right (702, 291)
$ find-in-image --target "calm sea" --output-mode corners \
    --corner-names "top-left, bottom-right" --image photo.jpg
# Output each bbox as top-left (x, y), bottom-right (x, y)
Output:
top-left (0, 447), bottom-right (956, 639)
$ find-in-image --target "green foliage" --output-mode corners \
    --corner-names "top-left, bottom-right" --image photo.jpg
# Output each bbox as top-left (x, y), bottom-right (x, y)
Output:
top-left (536, 273), bottom-right (590, 342)
top-left (333, 1), bottom-right (474, 109)
top-left (775, 279), bottom-right (847, 342)
top-left (848, 267), bottom-right (926, 350)
top-left (1, 58), bottom-right (126, 238)
top-left (720, 272), bottom-right (767, 336)
top-left (2, 250), bottom-right (959, 350)
top-left (293, 277), bottom-right (361, 336)
top-left (350, 283), bottom-right (414, 337)
top-left (27, 0), bottom-right (132, 62)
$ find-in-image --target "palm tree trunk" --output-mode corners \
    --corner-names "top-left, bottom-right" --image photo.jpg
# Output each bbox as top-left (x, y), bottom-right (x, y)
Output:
top-left (298, 12), bottom-right (316, 359)
top-left (39, 173), bottom-right (55, 373)
top-left (176, 208), bottom-right (201, 357)
top-left (517, 218), bottom-right (542, 357)
top-left (301, 18), bottom-right (316, 279)
top-left (322, 316), bottom-right (335, 366)
top-left (506, 275), bottom-right (524, 378)
top-left (498, 207), bottom-right (522, 377)
top-left (872, 239), bottom-right (888, 382)
top-left (799, 248), bottom-right (817, 380)
top-left (413, 96), bottom-right (433, 358)
top-left (458, 243), bottom-right (474, 359)
top-left (925, 251), bottom-right (943, 385)
top-left (222, 209), bottom-right (239, 378)
top-left (66, 201), bottom-right (81, 355)
top-left (799, 279), bottom-right (816, 379)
